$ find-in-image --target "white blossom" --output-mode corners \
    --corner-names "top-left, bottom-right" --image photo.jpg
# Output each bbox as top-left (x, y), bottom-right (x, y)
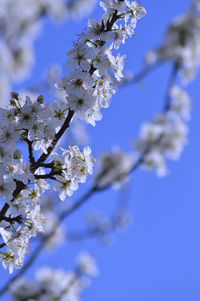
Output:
top-left (54, 146), bottom-right (95, 201)
top-left (77, 252), bottom-right (99, 276)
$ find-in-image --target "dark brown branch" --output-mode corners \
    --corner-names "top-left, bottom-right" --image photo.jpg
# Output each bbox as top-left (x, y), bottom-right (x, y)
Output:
top-left (107, 10), bottom-right (119, 31)
top-left (33, 110), bottom-right (74, 170)
top-left (25, 138), bottom-right (35, 167)
top-left (35, 162), bottom-right (54, 169)
top-left (34, 174), bottom-right (57, 180)
top-left (0, 215), bottom-right (23, 225)
top-left (0, 181), bottom-right (26, 222)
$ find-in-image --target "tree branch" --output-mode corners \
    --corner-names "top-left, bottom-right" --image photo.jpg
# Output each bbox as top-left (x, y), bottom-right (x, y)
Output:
top-left (0, 215), bottom-right (23, 225)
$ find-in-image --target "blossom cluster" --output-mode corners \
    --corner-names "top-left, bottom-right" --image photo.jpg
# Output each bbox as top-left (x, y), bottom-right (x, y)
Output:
top-left (53, 146), bottom-right (95, 200)
top-left (146, 0), bottom-right (200, 81)
top-left (56, 0), bottom-right (146, 125)
top-left (10, 252), bottom-right (98, 301)
top-left (0, 0), bottom-right (97, 105)
top-left (0, 0), bottom-right (146, 274)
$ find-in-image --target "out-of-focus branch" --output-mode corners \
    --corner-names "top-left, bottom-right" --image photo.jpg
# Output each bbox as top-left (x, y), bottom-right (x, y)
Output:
top-left (164, 62), bottom-right (180, 111)
top-left (120, 62), bottom-right (162, 87)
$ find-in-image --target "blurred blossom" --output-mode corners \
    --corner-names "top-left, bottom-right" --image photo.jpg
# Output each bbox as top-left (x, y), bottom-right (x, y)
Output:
top-left (66, 0), bottom-right (97, 20)
top-left (0, 76), bottom-right (10, 105)
top-left (77, 252), bottom-right (99, 276)
top-left (45, 64), bottom-right (63, 85)
top-left (192, 0), bottom-right (200, 11)
top-left (94, 149), bottom-right (135, 188)
top-left (146, 2), bottom-right (200, 82)
top-left (43, 211), bottom-right (66, 250)
top-left (10, 253), bottom-right (98, 301)
top-left (169, 85), bottom-right (191, 120)
top-left (70, 118), bottom-right (90, 146)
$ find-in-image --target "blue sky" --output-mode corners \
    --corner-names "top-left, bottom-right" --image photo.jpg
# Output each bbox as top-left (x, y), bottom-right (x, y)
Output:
top-left (1, 0), bottom-right (200, 300)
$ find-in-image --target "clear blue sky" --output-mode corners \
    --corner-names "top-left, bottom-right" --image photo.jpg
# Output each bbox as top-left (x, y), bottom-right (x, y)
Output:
top-left (1, 0), bottom-right (200, 300)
